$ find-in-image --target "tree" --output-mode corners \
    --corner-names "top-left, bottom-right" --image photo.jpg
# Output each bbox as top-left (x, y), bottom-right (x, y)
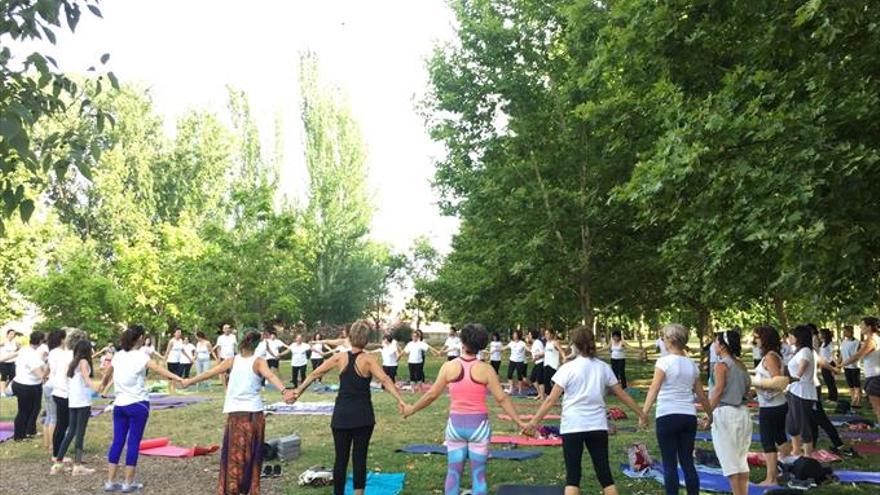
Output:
top-left (1, 0), bottom-right (114, 234)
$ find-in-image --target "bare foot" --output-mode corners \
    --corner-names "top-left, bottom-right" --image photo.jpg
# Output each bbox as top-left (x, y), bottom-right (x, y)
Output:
top-left (757, 480), bottom-right (777, 486)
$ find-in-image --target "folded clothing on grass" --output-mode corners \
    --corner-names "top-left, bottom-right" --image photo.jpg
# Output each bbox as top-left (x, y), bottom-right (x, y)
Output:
top-left (265, 401), bottom-right (334, 415)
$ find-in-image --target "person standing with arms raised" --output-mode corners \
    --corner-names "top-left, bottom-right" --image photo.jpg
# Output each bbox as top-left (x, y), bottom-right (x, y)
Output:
top-left (292, 321), bottom-right (407, 495)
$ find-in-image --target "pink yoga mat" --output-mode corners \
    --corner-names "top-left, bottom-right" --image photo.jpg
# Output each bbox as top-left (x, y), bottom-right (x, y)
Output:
top-left (0, 421), bottom-right (12, 431)
top-left (139, 437), bottom-right (170, 450)
top-left (854, 443), bottom-right (880, 455)
top-left (498, 414), bottom-right (561, 421)
top-left (491, 435), bottom-right (562, 446)
top-left (138, 437), bottom-right (218, 457)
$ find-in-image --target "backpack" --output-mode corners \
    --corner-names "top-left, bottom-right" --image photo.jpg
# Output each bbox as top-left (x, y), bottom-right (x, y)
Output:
top-left (627, 443), bottom-right (652, 472)
top-left (695, 448), bottom-right (721, 469)
top-left (834, 400), bottom-right (852, 415)
top-left (607, 407), bottom-right (627, 420)
top-left (298, 465), bottom-right (333, 486)
top-left (788, 457), bottom-right (835, 484)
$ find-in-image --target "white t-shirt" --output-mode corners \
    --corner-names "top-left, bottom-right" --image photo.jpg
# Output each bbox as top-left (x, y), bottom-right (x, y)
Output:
top-left (37, 343), bottom-right (49, 361)
top-left (310, 342), bottom-right (324, 356)
top-left (610, 341), bottom-right (625, 360)
top-left (787, 347), bottom-right (817, 400)
top-left (0, 339), bottom-right (18, 360)
top-left (544, 341), bottom-right (561, 369)
top-left (508, 341), bottom-right (527, 362)
top-left (781, 342), bottom-right (796, 366)
top-left (444, 336), bottom-right (461, 357)
top-left (267, 339), bottom-right (285, 359)
top-left (654, 354), bottom-right (698, 418)
top-left (489, 341), bottom-right (503, 361)
top-left (216, 334), bottom-right (237, 359)
top-left (68, 361), bottom-right (92, 409)
top-left (552, 356), bottom-right (618, 434)
top-left (111, 350), bottom-right (150, 407)
top-left (141, 345), bottom-right (155, 358)
top-left (13, 347), bottom-right (45, 385)
top-left (530, 340), bottom-right (545, 364)
top-left (255, 340), bottom-right (268, 358)
top-left (656, 338), bottom-right (669, 357)
top-left (840, 339), bottom-right (860, 370)
top-left (179, 343), bottom-right (196, 364)
top-left (381, 342), bottom-right (399, 367)
top-left (288, 343), bottom-right (310, 367)
top-left (196, 341), bottom-right (212, 361)
top-left (167, 338), bottom-right (184, 363)
top-left (752, 344), bottom-right (763, 362)
top-left (404, 341), bottom-right (429, 364)
top-left (48, 348), bottom-right (73, 398)
top-left (708, 344), bottom-right (719, 364)
top-left (864, 334), bottom-right (880, 378)
top-left (819, 343), bottom-right (833, 363)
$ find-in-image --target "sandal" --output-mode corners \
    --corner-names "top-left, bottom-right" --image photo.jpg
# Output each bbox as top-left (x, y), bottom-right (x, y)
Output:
top-left (261, 465), bottom-right (273, 478)
top-left (272, 464), bottom-right (282, 477)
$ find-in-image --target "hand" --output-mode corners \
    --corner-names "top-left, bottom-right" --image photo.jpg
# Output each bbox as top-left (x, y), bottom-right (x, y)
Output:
top-left (521, 422), bottom-right (536, 437)
top-left (638, 413), bottom-right (649, 430)
top-left (402, 404), bottom-right (415, 418)
top-left (282, 388), bottom-right (298, 403)
top-left (176, 378), bottom-right (189, 389)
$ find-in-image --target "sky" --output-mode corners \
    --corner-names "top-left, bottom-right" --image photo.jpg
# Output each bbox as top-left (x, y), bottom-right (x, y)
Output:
top-left (41, 0), bottom-right (461, 254)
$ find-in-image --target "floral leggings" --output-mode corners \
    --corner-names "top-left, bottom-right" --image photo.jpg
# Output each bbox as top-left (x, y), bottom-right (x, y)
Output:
top-left (445, 413), bottom-right (490, 495)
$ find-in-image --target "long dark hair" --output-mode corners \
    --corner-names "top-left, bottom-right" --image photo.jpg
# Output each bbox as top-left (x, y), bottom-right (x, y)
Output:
top-left (120, 324), bottom-right (145, 351)
top-left (754, 326), bottom-right (780, 356)
top-left (715, 330), bottom-right (742, 357)
top-left (47, 329), bottom-right (66, 350)
top-left (819, 328), bottom-right (833, 347)
top-left (792, 325), bottom-right (813, 350)
top-left (68, 340), bottom-right (94, 378)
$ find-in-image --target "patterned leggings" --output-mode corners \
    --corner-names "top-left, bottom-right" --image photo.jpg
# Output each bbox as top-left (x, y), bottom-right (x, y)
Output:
top-left (445, 413), bottom-right (490, 495)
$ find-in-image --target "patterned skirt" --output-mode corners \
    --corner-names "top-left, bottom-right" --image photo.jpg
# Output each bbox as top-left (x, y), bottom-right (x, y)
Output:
top-left (219, 412), bottom-right (265, 495)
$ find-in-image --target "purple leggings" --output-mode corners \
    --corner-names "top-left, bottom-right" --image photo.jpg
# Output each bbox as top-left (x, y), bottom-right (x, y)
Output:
top-left (108, 401), bottom-right (150, 466)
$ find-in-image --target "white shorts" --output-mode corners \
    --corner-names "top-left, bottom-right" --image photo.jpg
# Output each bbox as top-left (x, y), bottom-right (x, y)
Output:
top-left (711, 405), bottom-right (752, 476)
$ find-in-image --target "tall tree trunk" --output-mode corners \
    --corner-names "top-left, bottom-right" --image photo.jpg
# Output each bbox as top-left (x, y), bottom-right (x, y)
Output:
top-left (696, 305), bottom-right (713, 345)
top-left (773, 289), bottom-right (789, 333)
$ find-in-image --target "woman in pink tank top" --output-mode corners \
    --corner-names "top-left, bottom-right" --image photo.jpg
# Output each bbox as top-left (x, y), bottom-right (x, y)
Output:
top-left (404, 324), bottom-right (526, 495)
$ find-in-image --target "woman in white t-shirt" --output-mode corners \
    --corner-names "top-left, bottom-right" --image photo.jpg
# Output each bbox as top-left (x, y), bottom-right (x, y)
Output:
top-left (179, 335), bottom-right (196, 379)
top-left (441, 327), bottom-right (462, 361)
top-left (193, 331), bottom-right (215, 391)
top-left (101, 325), bottom-right (181, 493)
top-left (0, 328), bottom-right (22, 397)
top-left (526, 331), bottom-right (546, 400)
top-left (164, 327), bottom-right (186, 394)
top-left (840, 317), bottom-right (880, 426)
top-left (309, 332), bottom-right (329, 383)
top-left (608, 330), bottom-right (629, 389)
top-left (542, 329), bottom-right (563, 396)
top-left (180, 331), bottom-right (294, 495)
top-left (839, 325), bottom-right (862, 407)
top-left (52, 340), bottom-right (103, 476)
top-left (48, 329), bottom-right (74, 463)
top-left (279, 334), bottom-right (312, 387)
top-left (504, 330), bottom-right (528, 394)
top-left (41, 330), bottom-right (67, 453)
top-left (817, 328), bottom-right (839, 402)
top-left (12, 331), bottom-right (48, 441)
top-left (403, 330), bottom-right (436, 384)
top-left (642, 324), bottom-right (712, 495)
top-left (525, 326), bottom-right (645, 495)
top-left (213, 324), bottom-right (237, 389)
top-left (750, 326), bottom-right (790, 487)
top-left (487, 332), bottom-right (503, 372)
top-left (785, 325), bottom-right (818, 456)
top-left (372, 334), bottom-right (401, 382)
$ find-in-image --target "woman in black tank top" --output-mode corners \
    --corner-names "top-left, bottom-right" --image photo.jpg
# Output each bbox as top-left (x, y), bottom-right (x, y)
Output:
top-left (292, 321), bottom-right (407, 495)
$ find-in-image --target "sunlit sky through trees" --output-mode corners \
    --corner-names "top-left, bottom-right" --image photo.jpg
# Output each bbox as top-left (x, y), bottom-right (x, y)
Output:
top-left (33, 0), bottom-right (460, 254)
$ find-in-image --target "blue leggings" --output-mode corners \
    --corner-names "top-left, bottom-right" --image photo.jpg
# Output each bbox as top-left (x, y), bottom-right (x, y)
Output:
top-left (108, 401), bottom-right (150, 466)
top-left (445, 413), bottom-right (490, 495)
top-left (656, 414), bottom-right (698, 495)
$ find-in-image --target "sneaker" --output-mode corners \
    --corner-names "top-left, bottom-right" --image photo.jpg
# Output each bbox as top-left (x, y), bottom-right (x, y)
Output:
top-left (103, 482), bottom-right (121, 492)
top-left (50, 463), bottom-right (64, 475)
top-left (119, 482), bottom-right (143, 492)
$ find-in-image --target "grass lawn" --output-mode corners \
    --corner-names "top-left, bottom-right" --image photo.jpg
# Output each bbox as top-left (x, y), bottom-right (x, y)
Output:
top-left (0, 353), bottom-right (877, 494)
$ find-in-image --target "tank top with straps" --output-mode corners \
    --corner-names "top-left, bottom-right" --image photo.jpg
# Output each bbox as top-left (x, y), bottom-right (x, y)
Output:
top-left (331, 351), bottom-right (376, 429)
top-left (449, 357), bottom-right (489, 415)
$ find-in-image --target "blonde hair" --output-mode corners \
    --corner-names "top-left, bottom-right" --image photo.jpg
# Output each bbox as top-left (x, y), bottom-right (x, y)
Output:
top-left (661, 323), bottom-right (689, 350)
top-left (349, 320), bottom-right (371, 348)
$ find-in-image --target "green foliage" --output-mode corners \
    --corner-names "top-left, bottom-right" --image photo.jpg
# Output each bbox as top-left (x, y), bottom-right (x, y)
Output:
top-left (0, 0), bottom-right (114, 234)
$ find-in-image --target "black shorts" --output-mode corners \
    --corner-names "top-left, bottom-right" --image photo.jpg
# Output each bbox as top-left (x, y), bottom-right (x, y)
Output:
top-left (180, 363), bottom-right (193, 378)
top-left (447, 355), bottom-right (457, 361)
top-left (168, 362), bottom-right (182, 376)
top-left (0, 362), bottom-right (14, 381)
top-left (786, 393), bottom-right (814, 442)
top-left (866, 376), bottom-right (880, 397)
top-left (845, 368), bottom-right (861, 388)
top-left (759, 403), bottom-right (788, 452)
top-left (267, 359), bottom-right (279, 369)
top-left (490, 360), bottom-right (501, 373)
top-left (383, 365), bottom-right (398, 381)
top-left (507, 361), bottom-right (526, 380)
top-left (529, 362), bottom-right (544, 384)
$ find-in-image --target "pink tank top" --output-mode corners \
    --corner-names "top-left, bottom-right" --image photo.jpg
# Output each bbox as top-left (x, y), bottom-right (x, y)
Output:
top-left (449, 357), bottom-right (488, 414)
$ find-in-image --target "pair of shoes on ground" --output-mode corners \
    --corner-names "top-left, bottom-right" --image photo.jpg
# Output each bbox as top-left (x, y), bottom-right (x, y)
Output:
top-left (103, 481), bottom-right (143, 492)
top-left (262, 464), bottom-right (283, 478)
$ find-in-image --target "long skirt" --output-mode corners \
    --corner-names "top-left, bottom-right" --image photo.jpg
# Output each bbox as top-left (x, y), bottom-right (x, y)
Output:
top-left (219, 412), bottom-right (265, 495)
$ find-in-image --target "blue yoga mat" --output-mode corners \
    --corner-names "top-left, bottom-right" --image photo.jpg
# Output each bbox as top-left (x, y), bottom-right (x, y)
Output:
top-left (695, 432), bottom-right (762, 443)
top-left (834, 470), bottom-right (880, 484)
top-left (496, 485), bottom-right (564, 495)
top-left (396, 444), bottom-right (542, 460)
top-left (344, 472), bottom-right (405, 495)
top-left (620, 464), bottom-right (775, 495)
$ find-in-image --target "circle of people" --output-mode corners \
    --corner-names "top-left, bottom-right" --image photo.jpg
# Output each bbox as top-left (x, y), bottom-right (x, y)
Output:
top-left (1, 316), bottom-right (878, 495)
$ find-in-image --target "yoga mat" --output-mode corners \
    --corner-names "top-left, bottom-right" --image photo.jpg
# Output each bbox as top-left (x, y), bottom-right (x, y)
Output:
top-left (853, 443), bottom-right (880, 455)
top-left (139, 437), bottom-right (219, 458)
top-left (490, 435), bottom-right (561, 446)
top-left (747, 450), bottom-right (841, 467)
top-left (829, 415), bottom-right (875, 427)
top-left (695, 431), bottom-right (762, 443)
top-left (497, 414), bottom-right (560, 421)
top-left (839, 430), bottom-right (880, 442)
top-left (836, 470), bottom-right (880, 485)
top-left (310, 384), bottom-right (339, 393)
top-left (621, 463), bottom-right (775, 495)
top-left (0, 430), bottom-right (12, 443)
top-left (495, 485), bottom-right (563, 495)
top-left (0, 421), bottom-right (12, 431)
top-left (265, 401), bottom-right (334, 415)
top-left (140, 437), bottom-right (170, 450)
top-left (396, 444), bottom-right (543, 460)
top-left (344, 472), bottom-right (405, 495)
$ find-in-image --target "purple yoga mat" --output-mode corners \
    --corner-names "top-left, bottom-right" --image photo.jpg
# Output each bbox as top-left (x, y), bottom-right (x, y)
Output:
top-left (840, 430), bottom-right (880, 442)
top-left (0, 430), bottom-right (12, 443)
top-left (0, 421), bottom-right (12, 431)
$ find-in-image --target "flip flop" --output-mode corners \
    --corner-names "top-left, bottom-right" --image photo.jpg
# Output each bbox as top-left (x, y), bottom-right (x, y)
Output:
top-left (273, 465), bottom-right (282, 477)
top-left (262, 465), bottom-right (273, 478)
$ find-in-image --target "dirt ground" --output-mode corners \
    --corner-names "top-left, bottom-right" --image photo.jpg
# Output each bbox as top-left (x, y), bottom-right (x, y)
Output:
top-left (0, 454), bottom-right (290, 495)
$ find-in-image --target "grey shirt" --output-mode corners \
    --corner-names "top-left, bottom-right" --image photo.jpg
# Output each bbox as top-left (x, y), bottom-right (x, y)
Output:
top-left (718, 356), bottom-right (751, 407)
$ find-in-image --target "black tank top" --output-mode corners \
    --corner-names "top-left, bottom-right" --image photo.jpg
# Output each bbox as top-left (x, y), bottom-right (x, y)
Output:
top-left (331, 351), bottom-right (375, 429)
